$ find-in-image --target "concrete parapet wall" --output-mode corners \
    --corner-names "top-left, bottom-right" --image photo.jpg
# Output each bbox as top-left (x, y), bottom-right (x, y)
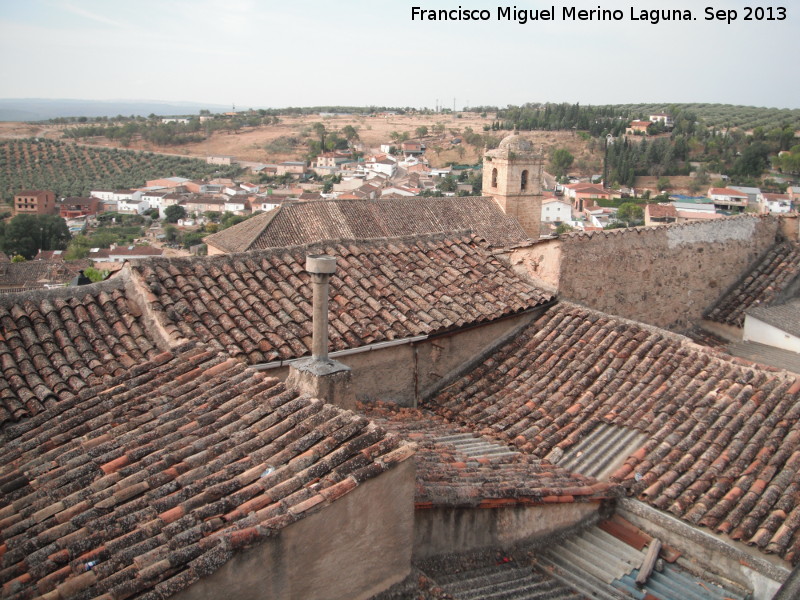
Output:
top-left (413, 502), bottom-right (600, 560)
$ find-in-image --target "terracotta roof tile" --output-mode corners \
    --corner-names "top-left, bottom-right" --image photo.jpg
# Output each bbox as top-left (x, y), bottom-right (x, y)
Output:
top-left (204, 197), bottom-right (533, 252)
top-left (0, 342), bottom-right (411, 599)
top-left (132, 233), bottom-right (553, 365)
top-left (426, 302), bottom-right (800, 562)
top-left (0, 280), bottom-right (165, 427)
top-left (360, 402), bottom-right (610, 509)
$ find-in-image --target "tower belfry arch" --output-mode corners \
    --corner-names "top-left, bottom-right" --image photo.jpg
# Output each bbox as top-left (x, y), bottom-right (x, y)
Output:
top-left (482, 132), bottom-right (544, 238)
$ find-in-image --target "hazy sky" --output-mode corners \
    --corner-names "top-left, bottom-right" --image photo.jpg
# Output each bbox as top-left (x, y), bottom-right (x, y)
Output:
top-left (1, 0), bottom-right (797, 109)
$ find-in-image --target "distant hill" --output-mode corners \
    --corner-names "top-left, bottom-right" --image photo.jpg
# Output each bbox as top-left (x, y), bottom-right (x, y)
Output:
top-left (0, 99), bottom-right (231, 122)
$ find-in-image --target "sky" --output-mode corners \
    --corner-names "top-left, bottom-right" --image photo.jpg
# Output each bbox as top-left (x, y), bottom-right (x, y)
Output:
top-left (0, 0), bottom-right (798, 110)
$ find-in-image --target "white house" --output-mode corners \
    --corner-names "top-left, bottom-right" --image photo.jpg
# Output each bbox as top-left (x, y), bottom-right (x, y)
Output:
top-left (141, 191), bottom-right (169, 213)
top-left (708, 187), bottom-right (749, 212)
top-left (223, 199), bottom-right (247, 214)
top-left (363, 158), bottom-right (396, 177)
top-left (116, 198), bottom-right (148, 215)
top-left (758, 192), bottom-right (792, 214)
top-left (541, 197), bottom-right (573, 223)
top-left (743, 300), bottom-right (800, 354)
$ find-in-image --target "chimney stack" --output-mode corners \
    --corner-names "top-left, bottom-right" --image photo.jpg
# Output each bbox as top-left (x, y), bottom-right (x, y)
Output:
top-left (286, 254), bottom-right (355, 408)
top-left (306, 254), bottom-right (336, 361)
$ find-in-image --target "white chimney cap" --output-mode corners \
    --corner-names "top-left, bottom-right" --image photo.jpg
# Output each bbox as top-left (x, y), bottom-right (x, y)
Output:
top-left (306, 254), bottom-right (337, 274)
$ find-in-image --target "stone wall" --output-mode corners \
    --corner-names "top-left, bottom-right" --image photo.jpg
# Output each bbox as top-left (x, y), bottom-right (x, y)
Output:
top-left (510, 215), bottom-right (789, 331)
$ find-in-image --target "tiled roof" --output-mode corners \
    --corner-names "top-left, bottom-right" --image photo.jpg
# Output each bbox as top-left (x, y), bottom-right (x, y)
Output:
top-left (203, 197), bottom-right (533, 252)
top-left (705, 241), bottom-right (800, 327)
top-left (428, 302), bottom-right (800, 562)
top-left (709, 187), bottom-right (749, 198)
top-left (131, 233), bottom-right (553, 365)
top-left (0, 280), bottom-right (164, 426)
top-left (645, 203), bottom-right (677, 219)
top-left (0, 342), bottom-right (411, 600)
top-left (0, 260), bottom-right (89, 291)
top-left (361, 402), bottom-right (609, 508)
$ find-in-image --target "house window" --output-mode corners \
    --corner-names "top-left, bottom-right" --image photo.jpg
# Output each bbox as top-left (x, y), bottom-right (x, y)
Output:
top-left (491, 168), bottom-right (498, 188)
top-left (521, 170), bottom-right (528, 192)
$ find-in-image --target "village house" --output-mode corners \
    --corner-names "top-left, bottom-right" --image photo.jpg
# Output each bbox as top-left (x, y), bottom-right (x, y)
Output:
top-left (206, 154), bottom-right (235, 166)
top-left (562, 182), bottom-right (611, 212)
top-left (140, 190), bottom-right (169, 214)
top-left (541, 196), bottom-right (572, 223)
top-left (760, 192), bottom-right (793, 214)
top-left (400, 140), bottom-right (424, 156)
top-left (13, 189), bottom-right (57, 216)
top-left (275, 161), bottom-right (307, 178)
top-left (146, 176), bottom-right (191, 190)
top-left (648, 112), bottom-right (674, 127)
top-left (363, 156), bottom-right (397, 177)
top-left (708, 186), bottom-right (749, 212)
top-left (88, 243), bottom-right (164, 262)
top-left (57, 196), bottom-right (102, 219)
top-left (626, 120), bottom-right (652, 135)
top-left (115, 197), bottom-right (148, 215)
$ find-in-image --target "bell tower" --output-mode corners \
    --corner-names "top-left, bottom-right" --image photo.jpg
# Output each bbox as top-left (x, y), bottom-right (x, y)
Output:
top-left (483, 132), bottom-right (544, 238)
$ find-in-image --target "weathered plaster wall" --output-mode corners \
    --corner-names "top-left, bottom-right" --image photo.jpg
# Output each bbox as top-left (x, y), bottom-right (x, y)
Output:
top-left (174, 460), bottom-right (415, 600)
top-left (262, 311), bottom-right (539, 407)
top-left (414, 502), bottom-right (600, 559)
top-left (511, 216), bottom-right (785, 331)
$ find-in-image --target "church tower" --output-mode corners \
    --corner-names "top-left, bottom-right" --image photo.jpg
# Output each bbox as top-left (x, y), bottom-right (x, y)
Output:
top-left (482, 132), bottom-right (544, 238)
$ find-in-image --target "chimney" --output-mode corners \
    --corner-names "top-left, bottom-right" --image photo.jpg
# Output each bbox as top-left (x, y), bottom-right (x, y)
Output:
top-left (285, 254), bottom-right (355, 408)
top-left (306, 254), bottom-right (336, 361)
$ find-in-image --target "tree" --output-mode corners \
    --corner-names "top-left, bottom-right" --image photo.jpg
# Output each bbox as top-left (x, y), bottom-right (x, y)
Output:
top-left (0, 214), bottom-right (71, 259)
top-left (616, 202), bottom-right (644, 227)
top-left (656, 177), bottom-right (672, 191)
top-left (311, 122), bottom-right (327, 149)
top-left (550, 148), bottom-right (575, 177)
top-left (341, 125), bottom-right (359, 142)
top-left (164, 224), bottom-right (179, 242)
top-left (164, 204), bottom-right (187, 223)
top-left (415, 125), bottom-right (429, 138)
top-left (437, 175), bottom-right (458, 193)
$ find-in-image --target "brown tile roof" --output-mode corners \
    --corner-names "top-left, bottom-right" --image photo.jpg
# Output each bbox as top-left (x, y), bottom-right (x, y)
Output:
top-left (427, 302), bottom-right (800, 562)
top-left (0, 279), bottom-right (165, 426)
top-left (131, 233), bottom-right (553, 365)
top-left (645, 203), bottom-right (678, 219)
top-left (0, 342), bottom-right (411, 599)
top-left (361, 402), bottom-right (610, 508)
top-left (0, 260), bottom-right (89, 292)
top-left (705, 241), bottom-right (800, 327)
top-left (203, 197), bottom-right (533, 253)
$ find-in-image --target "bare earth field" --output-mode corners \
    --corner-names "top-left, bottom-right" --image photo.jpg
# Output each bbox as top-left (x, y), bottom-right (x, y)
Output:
top-left (0, 114), bottom-right (600, 173)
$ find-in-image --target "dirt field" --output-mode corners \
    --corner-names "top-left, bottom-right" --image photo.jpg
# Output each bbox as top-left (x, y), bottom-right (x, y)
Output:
top-left (0, 114), bottom-right (600, 173)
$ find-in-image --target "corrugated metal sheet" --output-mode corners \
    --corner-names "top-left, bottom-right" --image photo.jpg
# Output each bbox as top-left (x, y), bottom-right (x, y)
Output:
top-left (433, 432), bottom-right (519, 460)
top-left (433, 561), bottom-right (586, 599)
top-left (533, 522), bottom-right (750, 600)
top-left (556, 423), bottom-right (647, 480)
